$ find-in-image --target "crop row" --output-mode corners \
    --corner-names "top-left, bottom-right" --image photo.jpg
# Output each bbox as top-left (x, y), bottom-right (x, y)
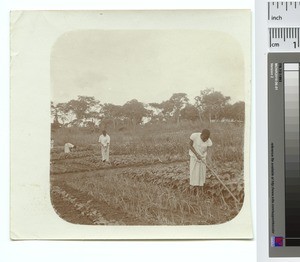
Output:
top-left (51, 149), bottom-right (97, 160)
top-left (50, 142), bottom-right (243, 164)
top-left (116, 163), bottom-right (244, 203)
top-left (50, 154), bottom-right (188, 174)
top-left (51, 158), bottom-right (244, 204)
top-left (51, 185), bottom-right (121, 225)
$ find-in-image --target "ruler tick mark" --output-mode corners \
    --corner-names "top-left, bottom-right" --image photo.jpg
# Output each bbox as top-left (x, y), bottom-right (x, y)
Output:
top-left (269, 28), bottom-right (272, 48)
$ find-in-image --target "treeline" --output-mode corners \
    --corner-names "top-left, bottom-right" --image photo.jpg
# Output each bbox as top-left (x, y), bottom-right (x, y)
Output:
top-left (51, 88), bottom-right (245, 131)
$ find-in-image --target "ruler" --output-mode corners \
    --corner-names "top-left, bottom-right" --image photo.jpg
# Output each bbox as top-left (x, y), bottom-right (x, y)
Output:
top-left (268, 1), bottom-right (300, 24)
top-left (268, 1), bottom-right (300, 258)
top-left (269, 27), bottom-right (300, 49)
top-left (268, 1), bottom-right (300, 50)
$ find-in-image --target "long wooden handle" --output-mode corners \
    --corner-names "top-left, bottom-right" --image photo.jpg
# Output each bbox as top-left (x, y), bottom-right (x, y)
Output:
top-left (197, 158), bottom-right (240, 203)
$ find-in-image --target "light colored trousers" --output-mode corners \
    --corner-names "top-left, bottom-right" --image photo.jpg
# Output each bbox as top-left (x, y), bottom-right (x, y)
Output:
top-left (101, 145), bottom-right (110, 161)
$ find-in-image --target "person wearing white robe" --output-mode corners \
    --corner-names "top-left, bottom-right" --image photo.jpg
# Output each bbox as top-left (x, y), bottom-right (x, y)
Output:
top-left (99, 130), bottom-right (110, 162)
top-left (64, 142), bottom-right (75, 153)
top-left (189, 129), bottom-right (212, 190)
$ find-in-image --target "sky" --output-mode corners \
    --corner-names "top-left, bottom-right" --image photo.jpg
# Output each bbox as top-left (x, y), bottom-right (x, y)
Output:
top-left (51, 30), bottom-right (245, 105)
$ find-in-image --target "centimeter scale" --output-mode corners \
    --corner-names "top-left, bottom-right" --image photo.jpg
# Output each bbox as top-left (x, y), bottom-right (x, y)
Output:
top-left (268, 1), bottom-right (300, 257)
top-left (268, 1), bottom-right (300, 50)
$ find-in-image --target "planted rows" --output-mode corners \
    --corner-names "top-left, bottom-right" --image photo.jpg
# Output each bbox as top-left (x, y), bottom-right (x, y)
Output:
top-left (50, 154), bottom-right (188, 174)
top-left (117, 163), bottom-right (244, 204)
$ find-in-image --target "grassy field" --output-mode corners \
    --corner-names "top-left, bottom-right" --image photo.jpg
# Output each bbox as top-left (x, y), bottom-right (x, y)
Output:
top-left (50, 121), bottom-right (245, 225)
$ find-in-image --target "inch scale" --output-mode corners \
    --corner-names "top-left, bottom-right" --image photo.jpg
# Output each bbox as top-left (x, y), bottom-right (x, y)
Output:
top-left (268, 1), bottom-right (300, 258)
top-left (268, 1), bottom-right (300, 50)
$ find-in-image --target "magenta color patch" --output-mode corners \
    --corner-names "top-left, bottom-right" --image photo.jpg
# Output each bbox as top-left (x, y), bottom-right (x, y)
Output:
top-left (274, 237), bottom-right (284, 247)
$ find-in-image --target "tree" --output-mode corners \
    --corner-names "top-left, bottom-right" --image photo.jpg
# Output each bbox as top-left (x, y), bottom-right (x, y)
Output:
top-left (122, 99), bottom-right (150, 128)
top-left (147, 103), bottom-right (164, 123)
top-left (161, 93), bottom-right (189, 124)
top-left (51, 101), bottom-right (70, 126)
top-left (224, 101), bottom-right (245, 122)
top-left (51, 102), bottom-right (61, 131)
top-left (65, 96), bottom-right (101, 126)
top-left (101, 103), bottom-right (123, 129)
top-left (232, 101), bottom-right (245, 121)
top-left (51, 101), bottom-right (59, 124)
top-left (148, 102), bottom-right (163, 109)
top-left (195, 88), bottom-right (230, 122)
top-left (180, 104), bottom-right (199, 122)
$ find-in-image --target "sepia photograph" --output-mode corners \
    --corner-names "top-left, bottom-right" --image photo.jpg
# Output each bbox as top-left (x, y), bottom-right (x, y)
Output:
top-left (10, 10), bottom-right (251, 239)
top-left (50, 29), bottom-right (247, 226)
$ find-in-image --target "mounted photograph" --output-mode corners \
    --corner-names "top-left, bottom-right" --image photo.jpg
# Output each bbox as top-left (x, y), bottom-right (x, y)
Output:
top-left (50, 29), bottom-right (247, 226)
top-left (11, 10), bottom-right (252, 239)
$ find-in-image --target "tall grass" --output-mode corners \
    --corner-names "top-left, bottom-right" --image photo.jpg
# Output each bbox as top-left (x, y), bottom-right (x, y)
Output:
top-left (52, 127), bottom-right (99, 146)
top-left (52, 121), bottom-right (244, 166)
top-left (67, 171), bottom-right (239, 225)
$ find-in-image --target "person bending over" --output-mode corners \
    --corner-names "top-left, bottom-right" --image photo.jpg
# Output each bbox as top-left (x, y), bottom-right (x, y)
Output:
top-left (189, 129), bottom-right (212, 195)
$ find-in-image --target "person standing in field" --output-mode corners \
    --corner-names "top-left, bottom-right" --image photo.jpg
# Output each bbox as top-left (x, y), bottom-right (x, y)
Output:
top-left (64, 142), bottom-right (75, 153)
top-left (189, 129), bottom-right (212, 194)
top-left (99, 130), bottom-right (110, 162)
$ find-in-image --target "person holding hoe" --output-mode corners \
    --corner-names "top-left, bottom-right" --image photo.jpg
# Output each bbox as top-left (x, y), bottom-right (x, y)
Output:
top-left (98, 130), bottom-right (110, 163)
top-left (189, 129), bottom-right (212, 195)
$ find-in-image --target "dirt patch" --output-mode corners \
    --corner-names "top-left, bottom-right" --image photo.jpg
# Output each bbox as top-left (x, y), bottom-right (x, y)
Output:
top-left (51, 181), bottom-right (151, 225)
